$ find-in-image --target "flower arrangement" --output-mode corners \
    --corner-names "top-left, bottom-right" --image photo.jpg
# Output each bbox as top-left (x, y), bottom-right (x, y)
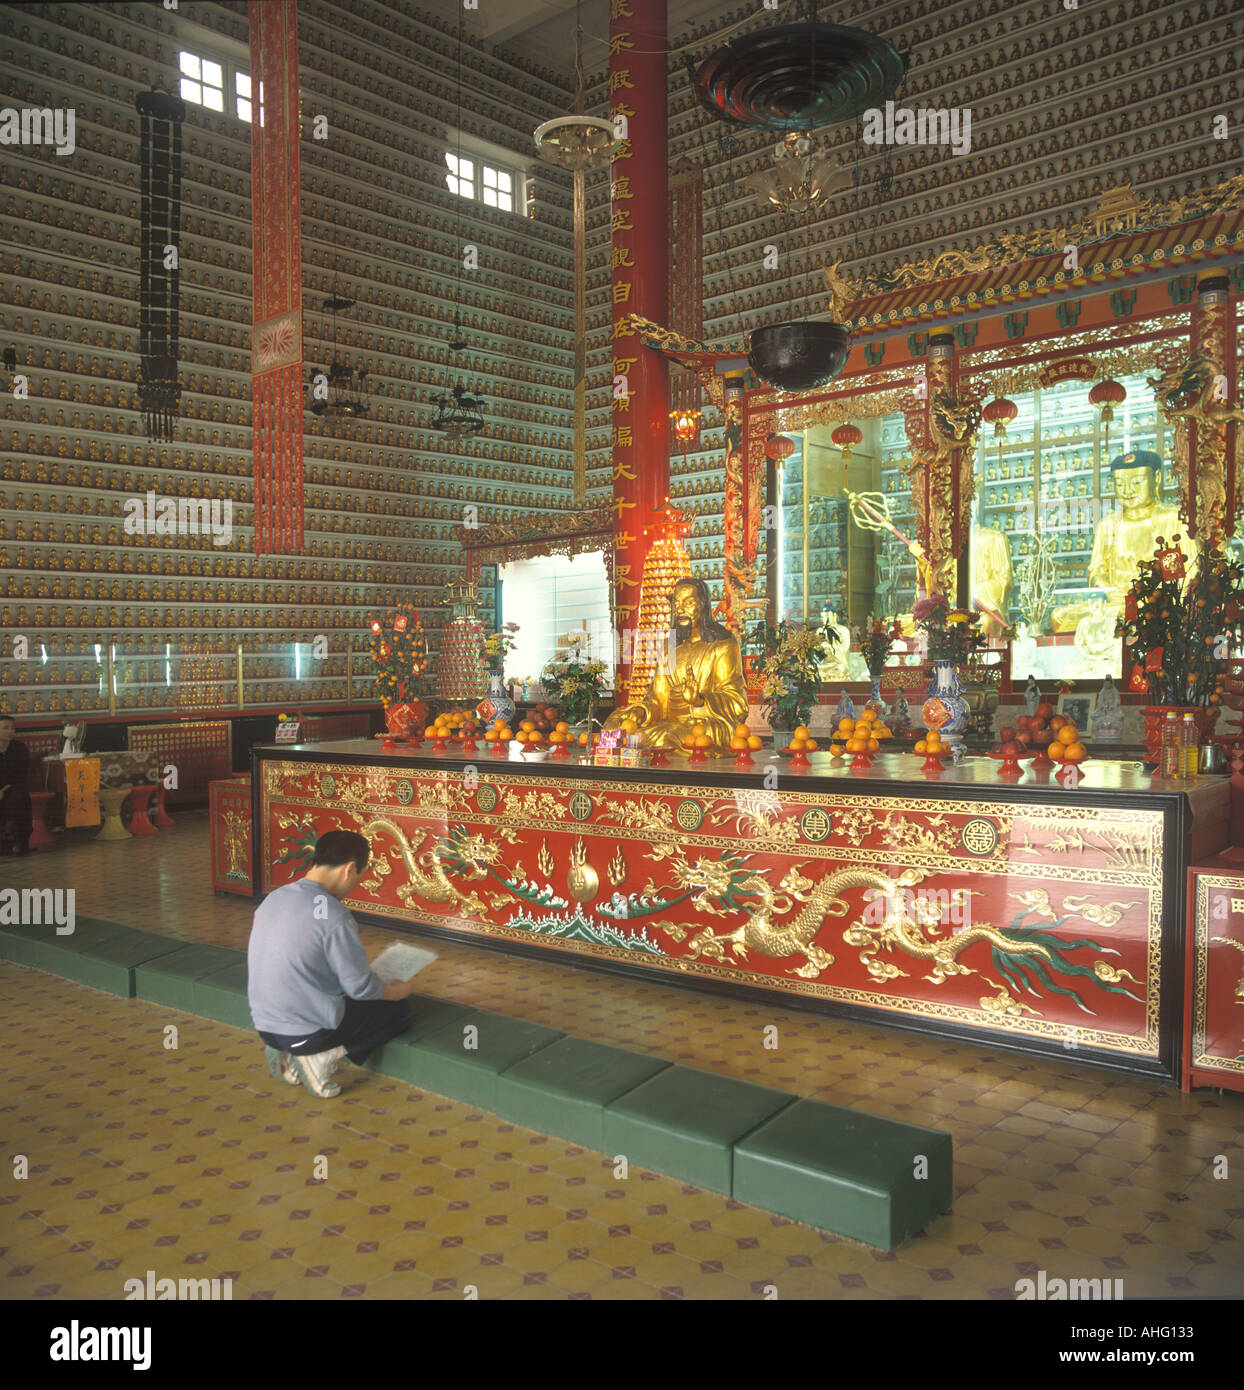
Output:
top-left (912, 592), bottom-right (987, 666)
top-left (748, 618), bottom-right (838, 730)
top-left (367, 605), bottom-right (428, 708)
top-left (1115, 537), bottom-right (1244, 708)
top-left (855, 614), bottom-right (902, 678)
top-left (539, 633), bottom-right (610, 726)
top-left (481, 621), bottom-right (520, 674)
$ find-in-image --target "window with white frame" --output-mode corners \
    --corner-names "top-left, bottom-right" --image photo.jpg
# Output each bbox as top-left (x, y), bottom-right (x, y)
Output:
top-left (444, 146), bottom-right (522, 214)
top-left (179, 48), bottom-right (259, 123)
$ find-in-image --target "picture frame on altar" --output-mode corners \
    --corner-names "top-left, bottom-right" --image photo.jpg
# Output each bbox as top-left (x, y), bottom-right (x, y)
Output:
top-left (1057, 694), bottom-right (1092, 728)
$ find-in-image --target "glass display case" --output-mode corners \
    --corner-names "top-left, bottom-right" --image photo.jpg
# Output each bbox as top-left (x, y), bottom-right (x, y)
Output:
top-left (971, 372), bottom-right (1173, 682)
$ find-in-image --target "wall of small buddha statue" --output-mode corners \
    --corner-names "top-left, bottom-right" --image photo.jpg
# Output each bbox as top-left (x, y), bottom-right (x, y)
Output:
top-left (580, 0), bottom-right (1242, 617)
top-left (0, 0), bottom-right (578, 718)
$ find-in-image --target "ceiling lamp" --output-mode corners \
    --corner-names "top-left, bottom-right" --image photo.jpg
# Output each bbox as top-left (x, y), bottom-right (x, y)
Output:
top-left (745, 131), bottom-right (851, 213)
top-left (433, 384), bottom-right (485, 441)
top-left (305, 293), bottom-right (369, 419)
top-left (694, 19), bottom-right (904, 132)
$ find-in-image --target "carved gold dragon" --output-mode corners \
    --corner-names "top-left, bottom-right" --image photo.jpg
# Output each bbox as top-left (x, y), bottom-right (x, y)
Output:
top-left (358, 816), bottom-right (492, 916)
top-left (668, 862), bottom-right (1055, 985)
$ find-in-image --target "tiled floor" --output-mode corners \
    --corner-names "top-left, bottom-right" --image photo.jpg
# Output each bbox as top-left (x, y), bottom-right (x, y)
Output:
top-left (2, 814), bottom-right (1243, 1300)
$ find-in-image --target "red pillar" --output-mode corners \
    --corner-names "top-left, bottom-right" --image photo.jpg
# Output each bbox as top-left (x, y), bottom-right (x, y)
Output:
top-left (610, 0), bottom-right (668, 694)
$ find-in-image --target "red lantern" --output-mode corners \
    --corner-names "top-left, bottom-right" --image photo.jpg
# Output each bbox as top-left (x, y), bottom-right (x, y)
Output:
top-left (831, 422), bottom-right (863, 458)
top-left (1089, 378), bottom-right (1126, 423)
top-left (764, 433), bottom-right (796, 462)
top-left (982, 397), bottom-right (1018, 437)
top-left (670, 408), bottom-right (701, 443)
top-left (1090, 378), bottom-right (1126, 457)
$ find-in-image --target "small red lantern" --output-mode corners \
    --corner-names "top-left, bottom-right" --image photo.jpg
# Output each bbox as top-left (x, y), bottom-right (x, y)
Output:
top-left (669, 407), bottom-right (702, 466)
top-left (764, 432), bottom-right (796, 462)
top-left (1090, 378), bottom-right (1127, 456)
top-left (831, 422), bottom-right (863, 458)
top-left (1089, 378), bottom-right (1126, 422)
top-left (982, 397), bottom-right (1018, 437)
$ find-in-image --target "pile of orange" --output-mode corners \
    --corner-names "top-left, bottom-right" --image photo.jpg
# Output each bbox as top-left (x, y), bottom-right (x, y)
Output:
top-left (686, 723), bottom-right (714, 751)
top-left (913, 727), bottom-right (946, 757)
top-left (728, 723), bottom-right (764, 752)
top-left (547, 721), bottom-right (574, 745)
top-left (1048, 721), bottom-right (1086, 763)
top-left (425, 708), bottom-right (480, 740)
top-left (787, 724), bottom-right (820, 753)
top-left (483, 715), bottom-right (513, 743)
top-left (513, 718), bottom-right (550, 746)
top-left (828, 708), bottom-right (891, 758)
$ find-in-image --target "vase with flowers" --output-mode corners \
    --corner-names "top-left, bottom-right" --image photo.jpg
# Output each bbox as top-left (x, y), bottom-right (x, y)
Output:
top-left (478, 621), bottom-right (521, 728)
top-left (1115, 537), bottom-right (1244, 763)
top-left (911, 593), bottom-right (986, 751)
top-left (539, 632), bottom-right (610, 730)
top-left (856, 614), bottom-right (902, 719)
top-left (749, 617), bottom-right (838, 742)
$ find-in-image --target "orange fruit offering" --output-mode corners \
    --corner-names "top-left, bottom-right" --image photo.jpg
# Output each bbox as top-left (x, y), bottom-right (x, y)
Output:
top-left (915, 739), bottom-right (927, 754)
top-left (1063, 742), bottom-right (1086, 762)
top-left (692, 724), bottom-right (706, 738)
top-left (846, 737), bottom-right (865, 753)
top-left (483, 730), bottom-right (497, 742)
top-left (694, 734), bottom-right (711, 749)
top-left (1057, 724), bottom-right (1078, 745)
top-left (747, 734), bottom-right (763, 750)
top-left (790, 737), bottom-right (807, 750)
top-left (734, 724), bottom-right (750, 739)
top-left (867, 738), bottom-right (879, 752)
top-left (578, 732), bottom-right (589, 745)
top-left (837, 718), bottom-right (855, 733)
top-left (1048, 741), bottom-right (1062, 759)
top-left (859, 709), bottom-right (876, 723)
top-left (805, 738), bottom-right (819, 751)
top-left (829, 743), bottom-right (843, 757)
top-left (730, 736), bottom-right (748, 750)
top-left (555, 721), bottom-right (569, 733)
top-left (793, 725), bottom-right (810, 741)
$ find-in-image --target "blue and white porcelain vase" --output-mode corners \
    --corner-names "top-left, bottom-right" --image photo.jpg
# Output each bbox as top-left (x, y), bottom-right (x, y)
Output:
top-left (865, 674), bottom-right (888, 721)
top-left (477, 669), bottom-right (516, 729)
top-left (921, 659), bottom-right (970, 749)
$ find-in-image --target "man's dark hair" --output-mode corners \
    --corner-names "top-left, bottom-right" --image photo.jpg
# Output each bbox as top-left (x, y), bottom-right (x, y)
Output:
top-left (312, 830), bottom-right (370, 873)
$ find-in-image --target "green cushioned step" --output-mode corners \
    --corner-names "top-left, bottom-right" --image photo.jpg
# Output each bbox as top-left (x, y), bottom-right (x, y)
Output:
top-left (363, 993), bottom-right (481, 1080)
top-left (496, 1037), bottom-right (671, 1151)
top-left (388, 1010), bottom-right (565, 1108)
top-left (0, 919), bottom-right (142, 969)
top-left (46, 931), bottom-right (188, 997)
top-left (133, 944), bottom-right (247, 1012)
top-left (192, 960), bottom-right (252, 1029)
top-left (602, 1066), bottom-right (795, 1195)
top-left (732, 1098), bottom-right (953, 1250)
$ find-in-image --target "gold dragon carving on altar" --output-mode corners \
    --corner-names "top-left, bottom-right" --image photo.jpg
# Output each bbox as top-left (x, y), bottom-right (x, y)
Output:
top-left (355, 816), bottom-right (498, 916)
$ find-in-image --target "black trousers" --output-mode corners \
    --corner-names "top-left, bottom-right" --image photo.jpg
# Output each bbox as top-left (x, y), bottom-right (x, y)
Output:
top-left (258, 995), bottom-right (412, 1067)
top-left (0, 787), bottom-right (31, 854)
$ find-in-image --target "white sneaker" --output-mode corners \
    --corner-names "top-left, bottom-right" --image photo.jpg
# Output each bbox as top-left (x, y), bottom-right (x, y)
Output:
top-left (295, 1045), bottom-right (346, 1098)
top-left (265, 1046), bottom-right (301, 1086)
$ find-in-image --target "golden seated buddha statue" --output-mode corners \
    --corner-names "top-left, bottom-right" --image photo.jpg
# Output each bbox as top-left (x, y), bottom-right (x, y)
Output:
top-left (604, 577), bottom-right (748, 752)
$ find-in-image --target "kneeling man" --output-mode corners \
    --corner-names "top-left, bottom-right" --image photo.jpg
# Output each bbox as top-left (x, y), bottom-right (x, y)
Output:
top-left (248, 830), bottom-right (417, 1097)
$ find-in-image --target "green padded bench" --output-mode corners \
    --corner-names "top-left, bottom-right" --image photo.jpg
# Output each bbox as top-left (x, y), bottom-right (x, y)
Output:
top-left (363, 994), bottom-right (481, 1081)
top-left (496, 1036), bottom-right (671, 1151)
top-left (133, 943), bottom-right (247, 1012)
top-left (375, 1008), bottom-right (565, 1108)
top-left (0, 918), bottom-right (185, 996)
top-left (192, 960), bottom-right (253, 1030)
top-left (733, 1098), bottom-right (953, 1250)
top-left (601, 1065), bottom-right (794, 1195)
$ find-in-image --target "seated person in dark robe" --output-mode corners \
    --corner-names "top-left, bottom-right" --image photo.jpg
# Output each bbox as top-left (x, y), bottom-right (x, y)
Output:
top-left (0, 714), bottom-right (32, 856)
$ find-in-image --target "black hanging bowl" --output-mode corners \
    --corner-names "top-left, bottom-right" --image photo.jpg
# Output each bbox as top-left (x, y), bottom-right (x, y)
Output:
top-left (747, 321), bottom-right (850, 393)
top-left (695, 22), bottom-right (904, 130)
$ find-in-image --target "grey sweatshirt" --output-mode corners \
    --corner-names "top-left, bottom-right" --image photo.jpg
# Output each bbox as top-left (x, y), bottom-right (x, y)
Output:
top-left (247, 877), bottom-right (385, 1035)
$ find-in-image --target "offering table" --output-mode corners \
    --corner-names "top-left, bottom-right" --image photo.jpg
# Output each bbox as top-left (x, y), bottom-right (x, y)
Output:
top-left (251, 739), bottom-right (1229, 1085)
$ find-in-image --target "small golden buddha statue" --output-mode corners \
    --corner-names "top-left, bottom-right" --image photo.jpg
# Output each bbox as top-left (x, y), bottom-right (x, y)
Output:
top-left (605, 577), bottom-right (748, 751)
top-left (1052, 450), bottom-right (1195, 632)
top-left (971, 524), bottom-right (1014, 637)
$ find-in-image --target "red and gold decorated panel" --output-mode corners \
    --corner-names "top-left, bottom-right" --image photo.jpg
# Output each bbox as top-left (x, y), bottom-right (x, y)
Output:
top-left (210, 776), bottom-right (253, 896)
top-left (1184, 856), bottom-right (1244, 1093)
top-left (257, 747), bottom-right (1190, 1074)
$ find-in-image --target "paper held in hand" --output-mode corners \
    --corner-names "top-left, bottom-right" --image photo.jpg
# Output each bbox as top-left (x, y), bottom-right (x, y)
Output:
top-left (371, 942), bottom-right (438, 983)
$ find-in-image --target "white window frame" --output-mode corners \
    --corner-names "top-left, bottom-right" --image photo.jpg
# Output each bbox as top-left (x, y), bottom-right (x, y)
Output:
top-left (178, 47), bottom-right (259, 123)
top-left (443, 128), bottom-right (529, 217)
